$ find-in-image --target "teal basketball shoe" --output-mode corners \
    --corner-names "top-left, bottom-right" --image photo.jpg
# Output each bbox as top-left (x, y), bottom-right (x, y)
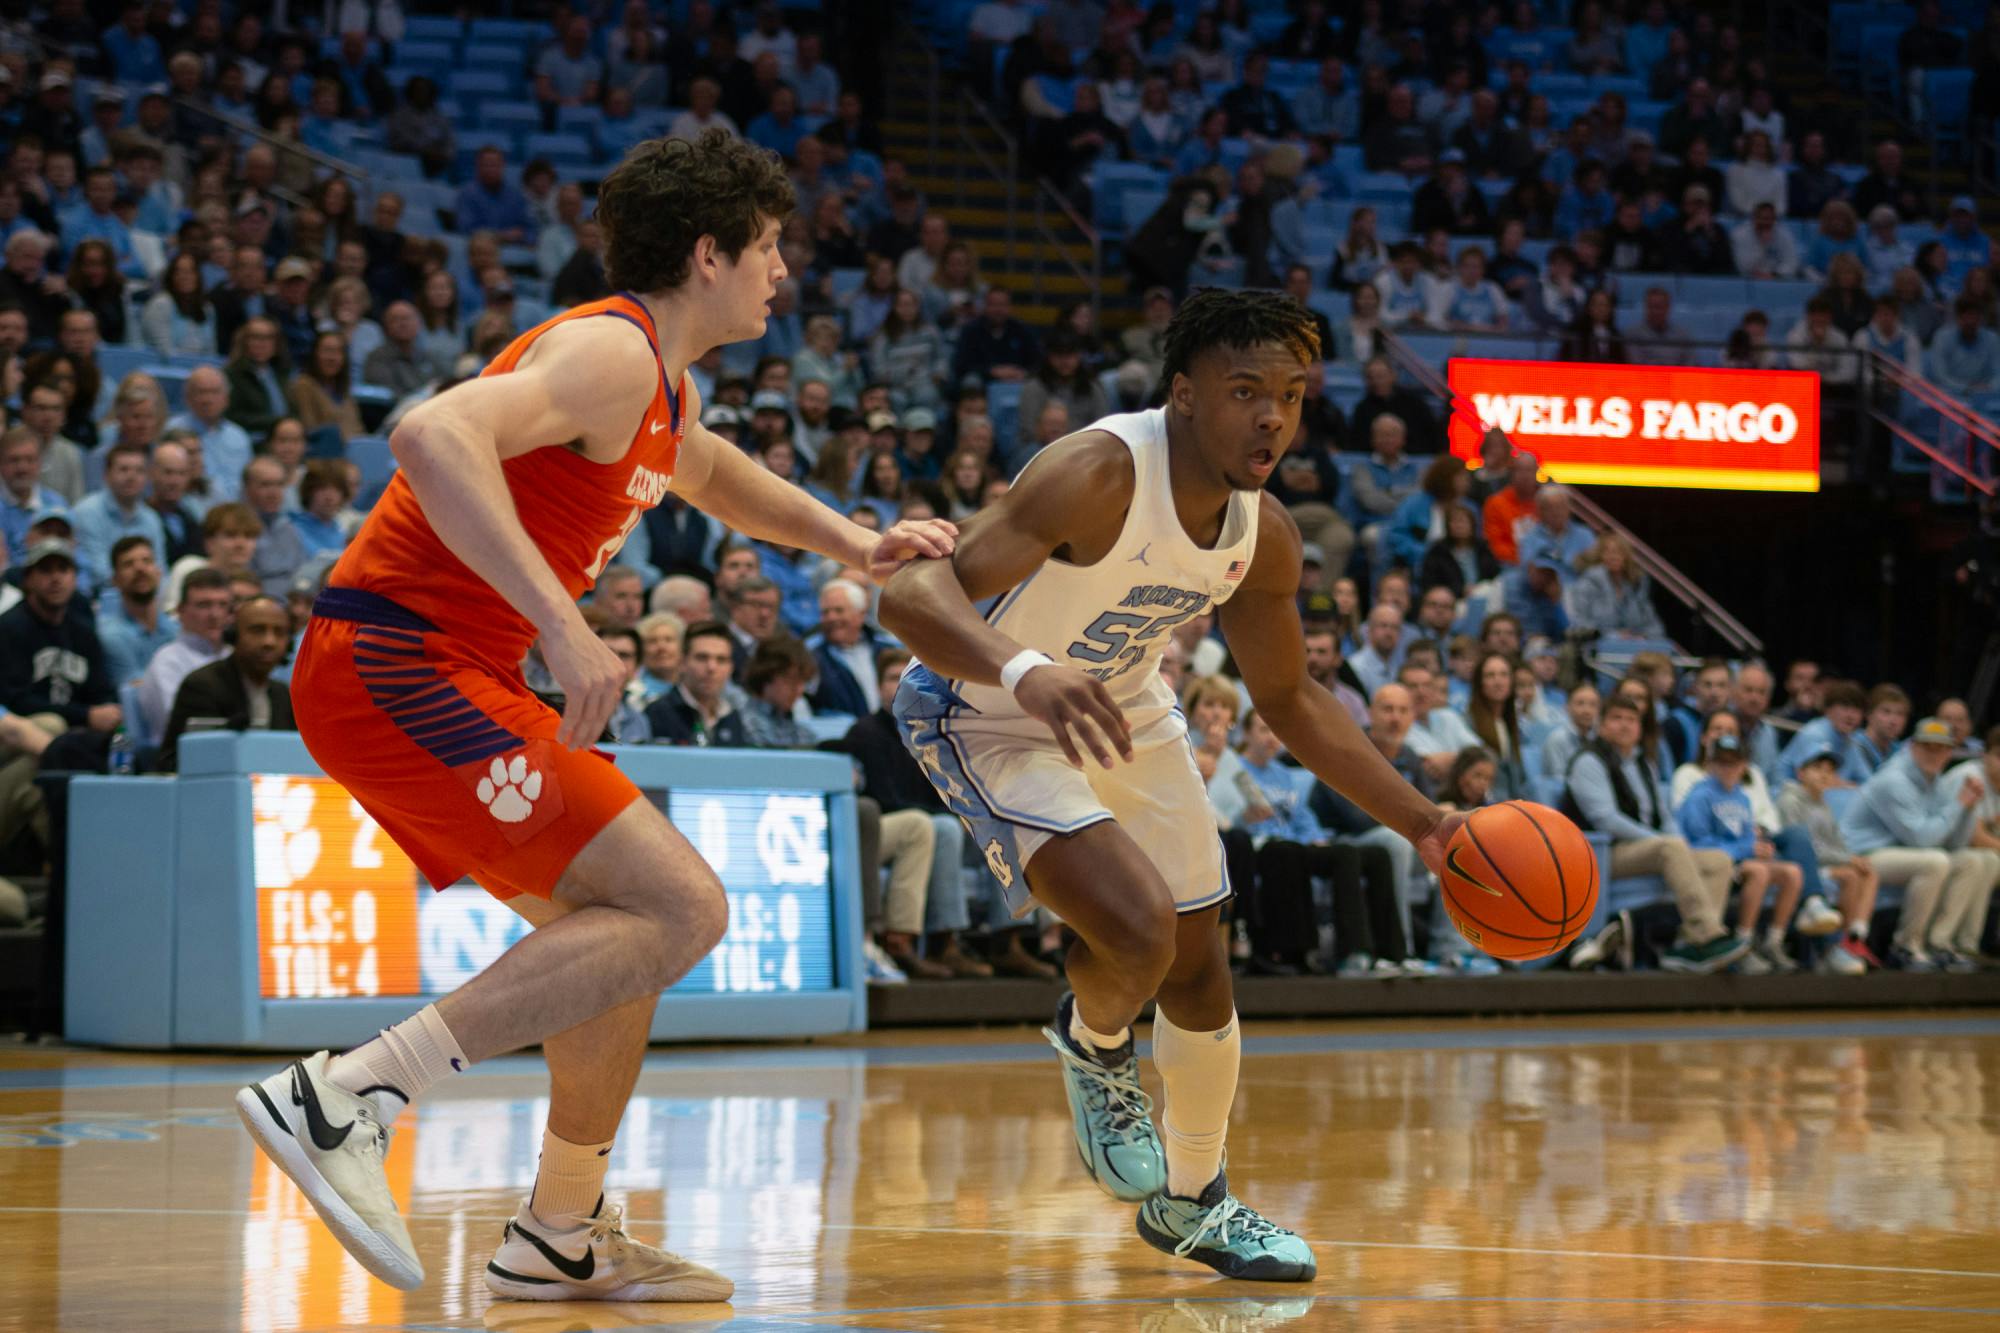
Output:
top-left (1136, 1171), bottom-right (1317, 1282)
top-left (1042, 993), bottom-right (1168, 1202)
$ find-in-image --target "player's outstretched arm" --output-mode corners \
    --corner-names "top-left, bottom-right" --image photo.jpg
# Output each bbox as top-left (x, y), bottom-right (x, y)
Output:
top-left (878, 432), bottom-right (1136, 769)
top-left (669, 380), bottom-right (956, 582)
top-left (389, 317), bottom-right (657, 748)
top-left (1217, 492), bottom-right (1463, 869)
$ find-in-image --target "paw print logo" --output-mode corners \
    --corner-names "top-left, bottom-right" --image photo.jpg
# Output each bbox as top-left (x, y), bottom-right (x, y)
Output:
top-left (476, 754), bottom-right (543, 824)
top-left (253, 776), bottom-right (322, 889)
top-left (983, 838), bottom-right (1014, 888)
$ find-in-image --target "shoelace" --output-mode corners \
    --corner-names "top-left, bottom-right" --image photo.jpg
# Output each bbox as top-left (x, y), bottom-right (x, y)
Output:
top-left (1044, 1031), bottom-right (1156, 1137)
top-left (1170, 1194), bottom-right (1284, 1259)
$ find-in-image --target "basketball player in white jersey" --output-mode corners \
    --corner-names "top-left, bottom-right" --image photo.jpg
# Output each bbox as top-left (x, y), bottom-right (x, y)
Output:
top-left (881, 290), bottom-right (1466, 1279)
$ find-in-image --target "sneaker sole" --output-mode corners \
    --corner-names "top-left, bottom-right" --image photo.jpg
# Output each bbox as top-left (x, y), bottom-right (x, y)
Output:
top-left (1134, 1210), bottom-right (1317, 1282)
top-left (1796, 916), bottom-right (1844, 937)
top-left (484, 1261), bottom-right (735, 1303)
top-left (234, 1081), bottom-right (425, 1291)
top-left (1660, 937), bottom-right (1753, 974)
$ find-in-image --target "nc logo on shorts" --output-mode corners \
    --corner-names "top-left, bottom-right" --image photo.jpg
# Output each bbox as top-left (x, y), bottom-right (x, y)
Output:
top-left (984, 838), bottom-right (1014, 888)
top-left (476, 754), bottom-right (543, 823)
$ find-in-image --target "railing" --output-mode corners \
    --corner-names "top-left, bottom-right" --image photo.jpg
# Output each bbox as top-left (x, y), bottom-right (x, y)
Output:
top-left (916, 33), bottom-right (1104, 323)
top-left (1381, 328), bottom-right (1766, 657)
top-left (172, 97), bottom-right (370, 210)
top-left (1867, 347), bottom-right (2000, 496)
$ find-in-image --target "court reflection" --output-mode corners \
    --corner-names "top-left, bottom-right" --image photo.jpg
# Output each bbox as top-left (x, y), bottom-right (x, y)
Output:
top-left (11, 1019), bottom-right (2000, 1330)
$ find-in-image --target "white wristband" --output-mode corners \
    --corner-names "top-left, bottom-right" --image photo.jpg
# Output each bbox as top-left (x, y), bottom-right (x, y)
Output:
top-left (999, 649), bottom-right (1055, 696)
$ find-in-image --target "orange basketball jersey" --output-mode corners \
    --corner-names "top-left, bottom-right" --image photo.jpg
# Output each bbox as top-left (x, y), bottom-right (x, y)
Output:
top-left (328, 293), bottom-right (687, 669)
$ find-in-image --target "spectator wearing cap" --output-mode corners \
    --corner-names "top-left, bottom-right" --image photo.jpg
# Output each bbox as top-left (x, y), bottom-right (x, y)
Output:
top-left (1565, 532), bottom-right (1663, 638)
top-left (1504, 553), bottom-right (1570, 641)
top-left (0, 426), bottom-right (65, 567)
top-left (0, 536), bottom-right (118, 735)
top-left (265, 257), bottom-right (319, 368)
top-left (1677, 731), bottom-right (1811, 973)
top-left (1939, 196), bottom-right (1993, 294)
top-left (1928, 296), bottom-right (2000, 396)
top-left (1776, 679), bottom-right (1872, 784)
top-left (454, 146), bottom-right (535, 245)
top-left (23, 71), bottom-right (81, 164)
top-left (79, 87), bottom-right (127, 171)
top-left (73, 441), bottom-right (166, 594)
top-left (1842, 717), bottom-right (1996, 971)
top-left (1851, 683), bottom-right (1913, 777)
top-left (1410, 148), bottom-right (1492, 237)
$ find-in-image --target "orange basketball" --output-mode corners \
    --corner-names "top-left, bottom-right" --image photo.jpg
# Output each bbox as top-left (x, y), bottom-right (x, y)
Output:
top-left (1439, 801), bottom-right (1599, 961)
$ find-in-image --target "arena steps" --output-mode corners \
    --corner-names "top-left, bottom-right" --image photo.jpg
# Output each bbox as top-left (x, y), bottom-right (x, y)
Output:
top-left (867, 969), bottom-right (2000, 1026)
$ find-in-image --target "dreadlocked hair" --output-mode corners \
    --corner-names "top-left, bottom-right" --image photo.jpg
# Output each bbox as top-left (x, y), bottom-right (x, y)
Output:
top-left (1159, 287), bottom-right (1321, 388)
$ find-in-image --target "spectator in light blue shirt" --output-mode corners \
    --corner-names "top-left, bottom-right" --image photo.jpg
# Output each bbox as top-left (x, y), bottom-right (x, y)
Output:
top-left (1941, 197), bottom-right (1994, 294)
top-left (455, 147), bottom-right (536, 244)
top-left (102, 5), bottom-right (166, 85)
top-left (1515, 485), bottom-right (1596, 579)
top-left (536, 16), bottom-right (606, 113)
top-left (1775, 679), bottom-right (1872, 784)
top-left (1554, 161), bottom-right (1618, 241)
top-left (1678, 733), bottom-right (1808, 968)
top-left (65, 168), bottom-right (148, 280)
top-left (72, 443), bottom-right (166, 594)
top-left (1294, 57), bottom-right (1359, 141)
top-left (0, 429), bottom-right (63, 566)
top-left (1928, 296), bottom-right (2000, 396)
top-left (748, 86), bottom-right (809, 160)
top-left (1849, 684), bottom-right (1911, 778)
top-left (1349, 604), bottom-right (1408, 701)
top-left (167, 368), bottom-right (252, 506)
top-left (96, 534), bottom-right (177, 686)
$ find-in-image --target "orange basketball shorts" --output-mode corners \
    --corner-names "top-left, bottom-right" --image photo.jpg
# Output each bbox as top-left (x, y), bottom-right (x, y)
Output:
top-left (292, 586), bottom-right (643, 901)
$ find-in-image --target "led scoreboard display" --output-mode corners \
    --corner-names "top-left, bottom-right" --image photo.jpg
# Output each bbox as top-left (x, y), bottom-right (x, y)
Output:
top-left (252, 775), bottom-right (837, 1000)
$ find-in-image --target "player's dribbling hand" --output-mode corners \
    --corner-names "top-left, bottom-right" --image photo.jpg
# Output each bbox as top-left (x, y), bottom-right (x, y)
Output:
top-left (867, 518), bottom-right (959, 583)
top-left (1412, 808), bottom-right (1470, 877)
top-left (543, 620), bottom-right (628, 749)
top-left (1014, 665), bottom-right (1134, 769)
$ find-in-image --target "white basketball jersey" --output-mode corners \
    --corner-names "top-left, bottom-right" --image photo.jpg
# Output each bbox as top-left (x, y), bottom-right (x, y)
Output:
top-left (947, 408), bottom-right (1260, 734)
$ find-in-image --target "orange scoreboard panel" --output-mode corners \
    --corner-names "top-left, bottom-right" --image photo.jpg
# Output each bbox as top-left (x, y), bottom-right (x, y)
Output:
top-left (253, 774), bottom-right (422, 999)
top-left (1445, 359), bottom-right (1822, 492)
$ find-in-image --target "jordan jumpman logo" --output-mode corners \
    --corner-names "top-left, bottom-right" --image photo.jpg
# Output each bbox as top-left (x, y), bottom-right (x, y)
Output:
top-left (1129, 543), bottom-right (1151, 565)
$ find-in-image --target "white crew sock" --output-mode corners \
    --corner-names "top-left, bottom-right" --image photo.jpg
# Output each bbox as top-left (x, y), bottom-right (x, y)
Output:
top-left (528, 1127), bottom-right (615, 1232)
top-left (1069, 1004), bottom-right (1131, 1055)
top-left (324, 1004), bottom-right (468, 1126)
top-left (1152, 1007), bottom-right (1240, 1199)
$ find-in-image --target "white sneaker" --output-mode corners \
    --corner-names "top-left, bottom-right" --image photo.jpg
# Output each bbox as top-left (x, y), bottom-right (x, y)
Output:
top-left (1817, 941), bottom-right (1868, 975)
top-left (235, 1051), bottom-right (423, 1290)
top-left (1794, 897), bottom-right (1844, 937)
top-left (1734, 942), bottom-right (1773, 975)
top-left (486, 1200), bottom-right (734, 1302)
top-left (862, 938), bottom-right (908, 984)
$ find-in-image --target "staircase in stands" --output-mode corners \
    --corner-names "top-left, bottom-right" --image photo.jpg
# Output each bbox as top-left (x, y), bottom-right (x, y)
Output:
top-left (881, 29), bottom-right (1126, 333)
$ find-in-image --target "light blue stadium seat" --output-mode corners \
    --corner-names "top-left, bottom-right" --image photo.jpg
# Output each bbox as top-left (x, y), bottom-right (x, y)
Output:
top-left (1587, 74), bottom-right (1646, 100)
top-left (449, 69), bottom-right (512, 106)
top-left (986, 380), bottom-right (1024, 447)
top-left (1537, 72), bottom-right (1588, 97)
top-left (1860, 22), bottom-right (1909, 96)
top-left (1924, 68), bottom-right (1974, 159)
top-left (1626, 98), bottom-right (1669, 137)
top-left (522, 132), bottom-right (594, 169)
top-left (1033, 75), bottom-right (1077, 115)
top-left (1397, 331), bottom-right (1457, 373)
top-left (1123, 187), bottom-right (1168, 232)
top-left (468, 18), bottom-right (550, 47)
top-left (347, 436), bottom-right (398, 501)
top-left (1356, 172), bottom-right (1411, 204)
top-left (401, 15), bottom-right (466, 44)
top-left (464, 43), bottom-right (526, 75)
top-left (143, 365), bottom-right (191, 413)
top-left (121, 681), bottom-right (157, 748)
top-left (390, 39), bottom-right (454, 70)
top-left (555, 104), bottom-right (605, 138)
top-left (1677, 275), bottom-right (1748, 307)
top-left (479, 99), bottom-right (542, 137)
top-left (99, 345), bottom-right (153, 383)
top-left (828, 267), bottom-right (866, 301)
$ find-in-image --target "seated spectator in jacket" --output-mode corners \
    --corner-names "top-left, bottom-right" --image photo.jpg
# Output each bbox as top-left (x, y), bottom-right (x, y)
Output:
top-left (1503, 555), bottom-right (1569, 641)
top-left (72, 443), bottom-right (166, 598)
top-left (1302, 623), bottom-right (1367, 726)
top-left (1541, 680), bottom-right (1600, 778)
top-left (1730, 661), bottom-right (1784, 777)
top-left (1411, 149), bottom-right (1493, 236)
top-left (1777, 750), bottom-right (1884, 971)
top-left (1386, 455), bottom-right (1471, 572)
top-left (1850, 683), bottom-right (1911, 776)
top-left (1408, 580), bottom-right (1460, 644)
top-left (1623, 287), bottom-right (1691, 366)
top-left (951, 287), bottom-right (1040, 386)
top-left (362, 301), bottom-right (443, 399)
top-left (97, 535), bottom-right (176, 687)
top-left (1785, 297), bottom-right (1857, 385)
top-left (1462, 650), bottom-right (1528, 802)
top-left (1944, 732), bottom-right (2000, 935)
top-left (1270, 429), bottom-right (1354, 579)
top-left (0, 537), bottom-right (120, 736)
top-left (455, 146), bottom-right (535, 244)
top-left (644, 618), bottom-right (752, 746)
top-left (1371, 242), bottom-right (1438, 329)
top-left (1655, 184), bottom-right (1735, 274)
top-left (1840, 717), bottom-right (1997, 971)
top-left (135, 567), bottom-right (232, 740)
top-left (584, 620), bottom-right (652, 744)
top-left (1351, 414), bottom-right (1424, 556)
top-left (1731, 202), bottom-right (1802, 280)
top-left (18, 383), bottom-right (87, 507)
top-left (146, 437), bottom-right (202, 568)
top-left (1563, 695), bottom-right (1744, 972)
top-left (157, 593), bottom-right (293, 771)
top-left (240, 457), bottom-right (308, 598)
top-left (1661, 658), bottom-right (1735, 769)
top-left (1419, 502), bottom-right (1498, 602)
top-left (1566, 533), bottom-right (1663, 639)
top-left (1427, 246), bottom-right (1510, 332)
top-left (1776, 678), bottom-right (1871, 784)
top-left (1515, 484), bottom-right (1595, 578)
top-left (1677, 733), bottom-right (1807, 973)
top-left (1929, 295), bottom-right (2000, 396)
top-left (289, 459), bottom-right (353, 560)
top-left (223, 318), bottom-right (291, 442)
top-left (1482, 451), bottom-right (1539, 565)
top-left (809, 578), bottom-right (890, 718)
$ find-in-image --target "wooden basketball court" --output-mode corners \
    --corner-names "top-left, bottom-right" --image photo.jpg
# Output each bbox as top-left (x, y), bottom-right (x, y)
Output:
top-left (6, 1010), bottom-right (2000, 1331)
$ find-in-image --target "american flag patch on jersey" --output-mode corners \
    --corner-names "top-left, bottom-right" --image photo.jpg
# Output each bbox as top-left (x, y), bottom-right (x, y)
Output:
top-left (1223, 559), bottom-right (1247, 582)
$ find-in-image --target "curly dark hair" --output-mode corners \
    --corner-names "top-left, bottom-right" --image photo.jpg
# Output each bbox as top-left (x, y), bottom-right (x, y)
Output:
top-left (596, 129), bottom-right (796, 293)
top-left (1159, 287), bottom-right (1320, 387)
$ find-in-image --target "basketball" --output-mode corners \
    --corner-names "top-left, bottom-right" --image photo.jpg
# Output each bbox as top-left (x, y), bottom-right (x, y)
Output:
top-left (1439, 801), bottom-right (1599, 962)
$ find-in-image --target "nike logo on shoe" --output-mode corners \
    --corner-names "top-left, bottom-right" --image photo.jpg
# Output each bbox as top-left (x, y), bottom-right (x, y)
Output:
top-left (289, 1063), bottom-right (353, 1151)
top-left (512, 1220), bottom-right (596, 1281)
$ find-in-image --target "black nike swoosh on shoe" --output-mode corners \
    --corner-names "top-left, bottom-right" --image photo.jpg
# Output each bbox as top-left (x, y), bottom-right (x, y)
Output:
top-left (511, 1220), bottom-right (596, 1281)
top-left (486, 1262), bottom-right (558, 1286)
top-left (1446, 846), bottom-right (1505, 897)
top-left (289, 1063), bottom-right (353, 1152)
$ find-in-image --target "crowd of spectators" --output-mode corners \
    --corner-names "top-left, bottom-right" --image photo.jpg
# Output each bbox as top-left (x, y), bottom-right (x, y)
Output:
top-left (976, 0), bottom-right (2000, 393)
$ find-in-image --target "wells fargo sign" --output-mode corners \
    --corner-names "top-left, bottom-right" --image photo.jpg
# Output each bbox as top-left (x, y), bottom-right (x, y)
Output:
top-left (1445, 359), bottom-right (1821, 492)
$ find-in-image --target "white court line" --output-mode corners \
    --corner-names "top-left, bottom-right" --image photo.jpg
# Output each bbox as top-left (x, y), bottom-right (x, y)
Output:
top-left (6, 1204), bottom-right (1999, 1283)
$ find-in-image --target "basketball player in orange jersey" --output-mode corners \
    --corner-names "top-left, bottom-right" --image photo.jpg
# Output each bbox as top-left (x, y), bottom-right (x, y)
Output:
top-left (234, 130), bottom-right (954, 1302)
top-left (880, 290), bottom-right (1464, 1279)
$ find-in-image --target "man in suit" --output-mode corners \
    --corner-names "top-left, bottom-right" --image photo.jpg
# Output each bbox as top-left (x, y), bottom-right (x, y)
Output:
top-left (158, 593), bottom-right (294, 771)
top-left (807, 578), bottom-right (889, 718)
